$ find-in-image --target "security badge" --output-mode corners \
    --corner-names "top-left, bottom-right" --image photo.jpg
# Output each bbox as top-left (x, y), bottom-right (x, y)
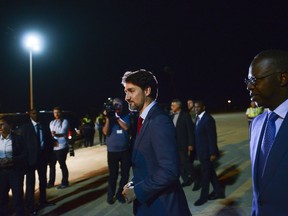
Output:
top-left (116, 130), bottom-right (123, 134)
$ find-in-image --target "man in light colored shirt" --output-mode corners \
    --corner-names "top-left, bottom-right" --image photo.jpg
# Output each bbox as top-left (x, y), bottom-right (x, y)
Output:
top-left (48, 106), bottom-right (70, 189)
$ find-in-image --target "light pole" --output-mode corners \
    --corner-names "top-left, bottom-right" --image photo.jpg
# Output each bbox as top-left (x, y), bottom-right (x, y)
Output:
top-left (24, 34), bottom-right (41, 110)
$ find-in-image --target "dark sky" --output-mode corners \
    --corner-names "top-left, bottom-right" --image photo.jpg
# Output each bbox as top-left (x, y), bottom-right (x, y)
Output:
top-left (1, 1), bottom-right (288, 115)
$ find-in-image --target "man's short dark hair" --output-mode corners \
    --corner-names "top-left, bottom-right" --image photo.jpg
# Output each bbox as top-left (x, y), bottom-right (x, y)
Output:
top-left (0, 115), bottom-right (14, 126)
top-left (121, 69), bottom-right (158, 99)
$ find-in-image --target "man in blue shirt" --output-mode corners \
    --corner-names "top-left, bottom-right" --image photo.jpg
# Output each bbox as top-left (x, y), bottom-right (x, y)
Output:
top-left (103, 98), bottom-right (131, 204)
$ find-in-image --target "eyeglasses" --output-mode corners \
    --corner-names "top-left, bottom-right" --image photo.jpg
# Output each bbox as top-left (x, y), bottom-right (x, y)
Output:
top-left (244, 72), bottom-right (279, 86)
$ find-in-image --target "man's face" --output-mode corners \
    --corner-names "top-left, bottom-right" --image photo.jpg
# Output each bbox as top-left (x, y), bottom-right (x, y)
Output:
top-left (29, 109), bottom-right (39, 122)
top-left (171, 102), bottom-right (180, 113)
top-left (0, 120), bottom-right (10, 137)
top-left (124, 82), bottom-right (146, 112)
top-left (53, 109), bottom-right (62, 119)
top-left (187, 100), bottom-right (194, 111)
top-left (194, 102), bottom-right (205, 115)
top-left (247, 58), bottom-right (281, 109)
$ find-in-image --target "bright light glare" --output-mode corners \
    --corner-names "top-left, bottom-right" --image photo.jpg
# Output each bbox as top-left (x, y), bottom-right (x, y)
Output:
top-left (23, 33), bottom-right (42, 52)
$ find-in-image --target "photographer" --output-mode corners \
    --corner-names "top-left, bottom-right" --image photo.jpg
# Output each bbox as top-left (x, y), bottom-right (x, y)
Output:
top-left (102, 98), bottom-right (130, 204)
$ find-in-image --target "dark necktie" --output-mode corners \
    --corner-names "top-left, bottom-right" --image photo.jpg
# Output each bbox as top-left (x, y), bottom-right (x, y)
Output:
top-left (137, 117), bottom-right (143, 134)
top-left (196, 115), bottom-right (200, 127)
top-left (258, 112), bottom-right (278, 178)
top-left (36, 123), bottom-right (41, 147)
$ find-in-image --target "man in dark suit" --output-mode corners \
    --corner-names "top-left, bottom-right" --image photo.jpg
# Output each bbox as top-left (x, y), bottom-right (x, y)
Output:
top-left (21, 109), bottom-right (55, 215)
top-left (246, 50), bottom-right (288, 216)
top-left (193, 100), bottom-right (224, 206)
top-left (0, 115), bottom-right (26, 216)
top-left (170, 98), bottom-right (195, 187)
top-left (121, 69), bottom-right (191, 216)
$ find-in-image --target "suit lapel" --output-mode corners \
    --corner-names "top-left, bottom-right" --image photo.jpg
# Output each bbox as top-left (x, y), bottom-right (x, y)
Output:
top-left (259, 111), bottom-right (288, 193)
top-left (251, 113), bottom-right (267, 193)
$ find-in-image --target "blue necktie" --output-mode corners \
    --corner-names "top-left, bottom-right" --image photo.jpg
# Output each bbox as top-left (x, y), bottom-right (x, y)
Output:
top-left (36, 124), bottom-right (41, 148)
top-left (258, 112), bottom-right (278, 178)
top-left (196, 116), bottom-right (200, 127)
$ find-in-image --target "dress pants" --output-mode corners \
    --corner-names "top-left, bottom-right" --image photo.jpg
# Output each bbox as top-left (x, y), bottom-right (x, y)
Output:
top-left (107, 150), bottom-right (130, 200)
top-left (25, 152), bottom-right (48, 209)
top-left (178, 150), bottom-right (192, 183)
top-left (0, 168), bottom-right (25, 216)
top-left (49, 148), bottom-right (69, 186)
top-left (199, 158), bottom-right (222, 200)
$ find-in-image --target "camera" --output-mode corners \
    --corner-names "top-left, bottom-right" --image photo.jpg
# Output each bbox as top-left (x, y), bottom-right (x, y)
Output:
top-left (103, 98), bottom-right (121, 117)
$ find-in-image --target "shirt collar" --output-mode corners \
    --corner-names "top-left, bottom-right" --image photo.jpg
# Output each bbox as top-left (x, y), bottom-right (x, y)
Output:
top-left (31, 119), bottom-right (39, 127)
top-left (1, 133), bottom-right (11, 140)
top-left (140, 100), bottom-right (157, 122)
top-left (197, 111), bottom-right (206, 119)
top-left (268, 99), bottom-right (288, 120)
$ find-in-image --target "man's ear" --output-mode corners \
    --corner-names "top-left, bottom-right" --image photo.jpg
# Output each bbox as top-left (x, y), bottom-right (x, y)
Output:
top-left (144, 87), bottom-right (151, 97)
top-left (280, 72), bottom-right (288, 86)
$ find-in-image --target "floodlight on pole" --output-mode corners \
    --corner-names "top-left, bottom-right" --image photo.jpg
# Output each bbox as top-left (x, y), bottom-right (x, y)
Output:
top-left (23, 33), bottom-right (42, 110)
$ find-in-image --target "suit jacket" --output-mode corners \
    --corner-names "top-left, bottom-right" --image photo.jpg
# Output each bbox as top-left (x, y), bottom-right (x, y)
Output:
top-left (250, 111), bottom-right (288, 216)
top-left (194, 112), bottom-right (218, 160)
top-left (172, 111), bottom-right (195, 150)
top-left (132, 104), bottom-right (191, 216)
top-left (21, 121), bottom-right (53, 167)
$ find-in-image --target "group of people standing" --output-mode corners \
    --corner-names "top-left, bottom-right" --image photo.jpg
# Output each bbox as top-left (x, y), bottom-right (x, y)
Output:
top-left (0, 106), bottom-right (70, 216)
top-left (2, 48), bottom-right (287, 216)
top-left (170, 98), bottom-right (225, 206)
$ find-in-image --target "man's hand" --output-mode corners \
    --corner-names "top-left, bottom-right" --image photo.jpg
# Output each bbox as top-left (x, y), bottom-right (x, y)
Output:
top-left (122, 182), bottom-right (136, 203)
top-left (210, 155), bottom-right (217, 162)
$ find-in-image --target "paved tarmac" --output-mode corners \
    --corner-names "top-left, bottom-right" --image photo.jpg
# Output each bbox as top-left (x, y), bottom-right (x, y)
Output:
top-left (31, 112), bottom-right (252, 216)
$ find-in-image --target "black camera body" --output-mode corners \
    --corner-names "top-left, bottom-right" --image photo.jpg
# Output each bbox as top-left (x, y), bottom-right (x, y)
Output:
top-left (103, 98), bottom-right (121, 117)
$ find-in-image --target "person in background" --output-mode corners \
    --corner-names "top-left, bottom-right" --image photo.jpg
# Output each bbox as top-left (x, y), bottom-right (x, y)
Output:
top-left (245, 101), bottom-right (263, 127)
top-left (102, 98), bottom-right (131, 204)
top-left (246, 49), bottom-right (288, 215)
top-left (187, 98), bottom-right (201, 191)
top-left (95, 113), bottom-right (106, 145)
top-left (121, 69), bottom-right (191, 216)
top-left (21, 109), bottom-right (55, 215)
top-left (193, 100), bottom-right (225, 206)
top-left (170, 98), bottom-right (194, 187)
top-left (48, 106), bottom-right (70, 189)
top-left (187, 98), bottom-right (196, 123)
top-left (80, 113), bottom-right (95, 147)
top-left (0, 115), bottom-right (26, 216)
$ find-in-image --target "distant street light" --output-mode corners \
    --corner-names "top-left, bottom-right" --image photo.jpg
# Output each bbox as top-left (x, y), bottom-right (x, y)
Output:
top-left (23, 33), bottom-right (42, 110)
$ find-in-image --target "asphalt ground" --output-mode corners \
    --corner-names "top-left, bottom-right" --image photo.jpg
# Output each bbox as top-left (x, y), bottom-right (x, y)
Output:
top-left (12, 112), bottom-right (253, 216)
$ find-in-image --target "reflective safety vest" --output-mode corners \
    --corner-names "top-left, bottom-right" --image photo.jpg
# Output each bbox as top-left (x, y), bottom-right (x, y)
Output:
top-left (246, 107), bottom-right (263, 118)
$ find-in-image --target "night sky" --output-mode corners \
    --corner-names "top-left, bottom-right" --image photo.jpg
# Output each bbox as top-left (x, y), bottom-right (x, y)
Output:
top-left (1, 1), bottom-right (288, 115)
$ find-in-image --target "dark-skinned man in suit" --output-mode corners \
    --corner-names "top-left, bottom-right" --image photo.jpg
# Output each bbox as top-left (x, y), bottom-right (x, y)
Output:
top-left (21, 109), bottom-right (55, 215)
top-left (193, 100), bottom-right (224, 206)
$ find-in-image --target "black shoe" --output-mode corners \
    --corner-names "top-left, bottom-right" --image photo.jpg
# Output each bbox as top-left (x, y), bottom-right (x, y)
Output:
top-left (39, 201), bottom-right (56, 208)
top-left (116, 195), bottom-right (126, 203)
top-left (27, 208), bottom-right (38, 216)
top-left (181, 179), bottom-right (193, 187)
top-left (194, 198), bottom-right (207, 206)
top-left (192, 182), bottom-right (201, 191)
top-left (107, 198), bottom-right (115, 205)
top-left (208, 192), bottom-right (225, 200)
top-left (57, 184), bottom-right (69, 189)
top-left (47, 183), bottom-right (54, 188)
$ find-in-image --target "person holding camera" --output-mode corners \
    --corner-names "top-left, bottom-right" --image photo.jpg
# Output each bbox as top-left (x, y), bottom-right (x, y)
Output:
top-left (102, 98), bottom-right (131, 204)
